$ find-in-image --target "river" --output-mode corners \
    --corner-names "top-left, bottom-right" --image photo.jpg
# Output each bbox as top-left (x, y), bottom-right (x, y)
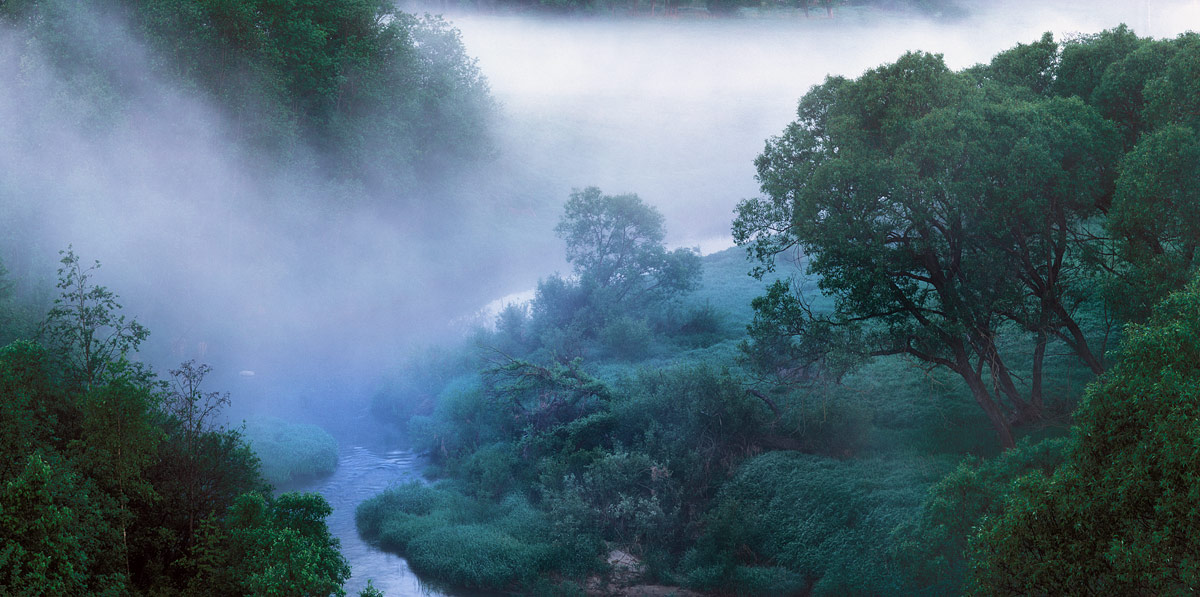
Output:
top-left (286, 445), bottom-right (467, 597)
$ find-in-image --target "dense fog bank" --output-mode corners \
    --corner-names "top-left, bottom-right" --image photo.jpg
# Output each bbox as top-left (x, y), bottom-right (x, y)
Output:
top-left (2, 0), bottom-right (1197, 420)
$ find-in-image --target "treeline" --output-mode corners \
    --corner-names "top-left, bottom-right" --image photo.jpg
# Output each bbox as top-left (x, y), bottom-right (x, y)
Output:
top-left (359, 26), bottom-right (1200, 596)
top-left (408, 0), bottom-right (957, 18)
top-left (0, 0), bottom-right (494, 190)
top-left (0, 250), bottom-right (353, 595)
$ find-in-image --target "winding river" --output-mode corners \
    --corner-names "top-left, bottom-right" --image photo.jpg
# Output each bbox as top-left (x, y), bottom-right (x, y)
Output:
top-left (287, 445), bottom-right (463, 597)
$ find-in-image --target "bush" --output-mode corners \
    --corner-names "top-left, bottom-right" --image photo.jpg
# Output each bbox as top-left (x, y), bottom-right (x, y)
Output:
top-left (356, 484), bottom-right (579, 592)
top-left (242, 416), bottom-right (338, 486)
top-left (891, 437), bottom-right (1068, 594)
top-left (685, 451), bottom-right (941, 596)
top-left (405, 524), bottom-right (550, 589)
top-left (599, 316), bottom-right (653, 360)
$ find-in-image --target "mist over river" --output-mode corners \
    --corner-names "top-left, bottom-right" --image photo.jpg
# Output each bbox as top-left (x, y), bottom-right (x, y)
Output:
top-left (291, 2), bottom-right (1200, 590)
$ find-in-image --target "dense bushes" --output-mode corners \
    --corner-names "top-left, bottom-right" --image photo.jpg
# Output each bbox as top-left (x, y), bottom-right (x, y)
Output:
top-left (0, 251), bottom-right (350, 595)
top-left (243, 416), bottom-right (339, 486)
top-left (967, 277), bottom-right (1200, 594)
top-left (357, 483), bottom-right (565, 590)
top-left (683, 451), bottom-right (947, 595)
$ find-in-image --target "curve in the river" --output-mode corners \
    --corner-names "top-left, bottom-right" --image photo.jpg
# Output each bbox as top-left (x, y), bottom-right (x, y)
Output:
top-left (286, 445), bottom-right (454, 597)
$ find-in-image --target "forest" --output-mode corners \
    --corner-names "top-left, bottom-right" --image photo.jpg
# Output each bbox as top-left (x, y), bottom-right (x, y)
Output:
top-left (2, 0), bottom-right (1200, 595)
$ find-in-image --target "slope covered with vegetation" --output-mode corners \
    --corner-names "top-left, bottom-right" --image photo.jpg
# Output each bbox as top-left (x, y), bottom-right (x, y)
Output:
top-left (0, 0), bottom-right (494, 192)
top-left (0, 250), bottom-right (352, 595)
top-left (361, 25), bottom-right (1200, 595)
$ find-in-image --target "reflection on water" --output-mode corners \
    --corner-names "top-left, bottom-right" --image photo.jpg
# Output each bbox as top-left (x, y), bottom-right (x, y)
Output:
top-left (286, 445), bottom-right (448, 597)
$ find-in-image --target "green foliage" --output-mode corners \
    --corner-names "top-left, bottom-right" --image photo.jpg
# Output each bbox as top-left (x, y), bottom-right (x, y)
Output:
top-left (684, 451), bottom-right (940, 596)
top-left (1055, 25), bottom-right (1143, 101)
top-left (40, 248), bottom-right (149, 389)
top-left (529, 187), bottom-right (701, 345)
top-left (1, 0), bottom-right (494, 187)
top-left (969, 276), bottom-right (1200, 594)
top-left (357, 483), bottom-right (565, 590)
top-left (358, 580), bottom-right (384, 597)
top-left (0, 248), bottom-right (345, 594)
top-left (892, 437), bottom-right (1068, 594)
top-left (0, 453), bottom-right (90, 595)
top-left (1106, 123), bottom-right (1200, 321)
top-left (243, 416), bottom-right (339, 486)
top-left (736, 42), bottom-right (1120, 447)
top-left (599, 315), bottom-right (653, 360)
top-left (985, 32), bottom-right (1058, 94)
top-left (229, 492), bottom-right (351, 597)
top-left (0, 342), bottom-right (71, 479)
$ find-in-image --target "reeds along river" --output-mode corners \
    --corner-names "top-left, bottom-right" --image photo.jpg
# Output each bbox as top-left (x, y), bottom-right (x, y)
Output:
top-left (285, 445), bottom-right (474, 597)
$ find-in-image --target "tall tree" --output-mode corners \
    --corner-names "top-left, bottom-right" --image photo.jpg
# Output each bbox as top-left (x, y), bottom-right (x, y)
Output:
top-left (555, 186), bottom-right (701, 313)
top-left (734, 50), bottom-right (1118, 448)
top-left (40, 248), bottom-right (148, 390)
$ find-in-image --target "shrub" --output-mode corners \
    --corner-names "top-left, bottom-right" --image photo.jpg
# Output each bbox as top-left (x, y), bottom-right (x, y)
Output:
top-left (685, 451), bottom-right (941, 596)
top-left (242, 416), bottom-right (337, 486)
top-left (599, 316), bottom-right (653, 360)
top-left (405, 524), bottom-right (550, 589)
top-left (356, 484), bottom-right (575, 592)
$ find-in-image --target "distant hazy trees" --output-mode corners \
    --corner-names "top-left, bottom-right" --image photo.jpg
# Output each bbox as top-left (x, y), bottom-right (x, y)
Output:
top-left (558, 187), bottom-right (702, 313)
top-left (0, 0), bottom-right (494, 190)
top-left (525, 187), bottom-right (701, 358)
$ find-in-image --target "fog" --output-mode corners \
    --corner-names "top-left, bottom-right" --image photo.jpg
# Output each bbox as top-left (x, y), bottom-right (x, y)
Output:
top-left (0, 0), bottom-right (1196, 424)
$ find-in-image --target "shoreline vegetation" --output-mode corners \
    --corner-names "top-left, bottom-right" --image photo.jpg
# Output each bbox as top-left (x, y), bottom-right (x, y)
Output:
top-left (359, 23), bottom-right (1200, 596)
top-left (2, 0), bottom-right (1199, 594)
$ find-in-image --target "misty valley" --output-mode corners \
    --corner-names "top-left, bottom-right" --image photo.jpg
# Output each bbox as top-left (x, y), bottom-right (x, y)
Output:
top-left (3, 0), bottom-right (1200, 595)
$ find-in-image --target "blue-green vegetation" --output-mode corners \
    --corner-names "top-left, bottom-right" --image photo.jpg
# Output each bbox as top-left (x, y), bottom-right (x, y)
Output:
top-left (361, 25), bottom-right (1200, 596)
top-left (358, 483), bottom-right (565, 589)
top-left (0, 249), bottom-right (351, 595)
top-left (243, 416), bottom-right (340, 487)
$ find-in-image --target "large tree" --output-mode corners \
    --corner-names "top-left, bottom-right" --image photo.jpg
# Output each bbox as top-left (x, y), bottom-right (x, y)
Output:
top-left (556, 186), bottom-right (701, 309)
top-left (734, 49), bottom-right (1118, 448)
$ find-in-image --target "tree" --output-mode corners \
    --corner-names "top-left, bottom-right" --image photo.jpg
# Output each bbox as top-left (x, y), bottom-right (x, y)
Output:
top-left (553, 187), bottom-right (700, 319)
top-left (228, 492), bottom-right (351, 597)
top-left (0, 257), bottom-right (15, 344)
top-left (0, 453), bottom-right (89, 596)
top-left (1100, 34), bottom-right (1200, 322)
top-left (1104, 124), bottom-right (1200, 321)
top-left (969, 275), bottom-right (1200, 594)
top-left (41, 248), bottom-right (148, 389)
top-left (69, 368), bottom-right (164, 581)
top-left (734, 49), bottom-right (1118, 448)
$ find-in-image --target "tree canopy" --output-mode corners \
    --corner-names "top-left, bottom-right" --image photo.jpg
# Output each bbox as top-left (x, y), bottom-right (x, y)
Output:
top-left (969, 275), bottom-right (1200, 594)
top-left (735, 28), bottom-right (1200, 449)
top-left (0, 249), bottom-right (350, 595)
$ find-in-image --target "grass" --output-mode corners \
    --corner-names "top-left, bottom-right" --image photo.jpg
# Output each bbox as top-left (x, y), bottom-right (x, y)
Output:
top-left (356, 483), bottom-right (573, 591)
top-left (242, 416), bottom-right (339, 486)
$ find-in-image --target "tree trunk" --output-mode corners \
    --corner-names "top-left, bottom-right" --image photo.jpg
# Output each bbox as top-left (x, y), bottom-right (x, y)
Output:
top-left (964, 370), bottom-right (1016, 449)
top-left (1053, 303), bottom-right (1105, 374)
top-left (1030, 330), bottom-right (1047, 411)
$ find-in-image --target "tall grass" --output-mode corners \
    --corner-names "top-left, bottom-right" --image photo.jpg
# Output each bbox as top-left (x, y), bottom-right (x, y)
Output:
top-left (243, 416), bottom-right (338, 486)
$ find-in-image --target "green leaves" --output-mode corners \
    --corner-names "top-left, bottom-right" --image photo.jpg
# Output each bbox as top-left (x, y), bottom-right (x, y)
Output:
top-left (0, 453), bottom-right (89, 596)
top-left (556, 187), bottom-right (701, 308)
top-left (40, 248), bottom-right (148, 389)
top-left (736, 37), bottom-right (1128, 447)
top-left (969, 277), bottom-right (1200, 593)
top-left (230, 492), bottom-right (351, 597)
